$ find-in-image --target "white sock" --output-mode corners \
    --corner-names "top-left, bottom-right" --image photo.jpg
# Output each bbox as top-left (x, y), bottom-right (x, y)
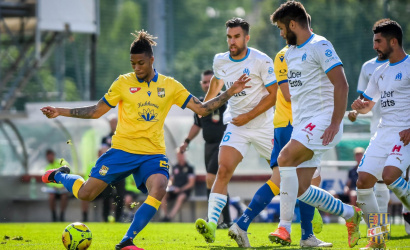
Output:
top-left (357, 188), bottom-right (379, 225)
top-left (207, 193), bottom-right (227, 225)
top-left (374, 183), bottom-right (390, 213)
top-left (298, 185), bottom-right (354, 220)
top-left (387, 177), bottom-right (410, 211)
top-left (278, 167), bottom-right (298, 233)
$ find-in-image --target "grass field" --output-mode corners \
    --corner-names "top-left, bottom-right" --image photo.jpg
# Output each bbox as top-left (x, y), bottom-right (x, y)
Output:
top-left (0, 222), bottom-right (409, 249)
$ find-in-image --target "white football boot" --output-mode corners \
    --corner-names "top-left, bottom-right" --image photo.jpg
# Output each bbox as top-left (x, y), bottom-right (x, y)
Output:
top-left (228, 223), bottom-right (251, 248)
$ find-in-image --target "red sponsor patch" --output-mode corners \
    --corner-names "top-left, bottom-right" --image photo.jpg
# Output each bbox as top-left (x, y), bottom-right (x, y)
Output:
top-left (130, 87), bottom-right (141, 94)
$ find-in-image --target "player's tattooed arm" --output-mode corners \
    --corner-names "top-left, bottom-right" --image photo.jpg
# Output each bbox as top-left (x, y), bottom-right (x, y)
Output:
top-left (40, 99), bottom-right (111, 119)
top-left (187, 74), bottom-right (251, 116)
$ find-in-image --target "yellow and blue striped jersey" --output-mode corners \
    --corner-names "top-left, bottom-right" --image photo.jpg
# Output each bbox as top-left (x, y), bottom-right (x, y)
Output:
top-left (103, 70), bottom-right (192, 155)
top-left (273, 46), bottom-right (292, 128)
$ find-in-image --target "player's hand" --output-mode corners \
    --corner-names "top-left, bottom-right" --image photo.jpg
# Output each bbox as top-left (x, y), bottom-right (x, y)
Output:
top-left (179, 142), bottom-right (189, 153)
top-left (40, 106), bottom-right (60, 119)
top-left (174, 187), bottom-right (181, 193)
top-left (399, 128), bottom-right (410, 146)
top-left (227, 74), bottom-right (251, 96)
top-left (321, 123), bottom-right (339, 146)
top-left (348, 110), bottom-right (358, 122)
top-left (231, 113), bottom-right (252, 126)
top-left (351, 99), bottom-right (369, 111)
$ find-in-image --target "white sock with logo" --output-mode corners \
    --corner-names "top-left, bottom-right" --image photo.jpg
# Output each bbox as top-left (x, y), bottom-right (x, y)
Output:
top-left (278, 167), bottom-right (298, 233)
top-left (357, 188), bottom-right (379, 225)
top-left (374, 183), bottom-right (390, 213)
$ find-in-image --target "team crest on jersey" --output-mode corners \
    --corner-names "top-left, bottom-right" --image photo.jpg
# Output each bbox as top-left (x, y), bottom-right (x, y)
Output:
top-left (325, 49), bottom-right (333, 57)
top-left (129, 87), bottom-right (141, 94)
top-left (302, 53), bottom-right (307, 62)
top-left (395, 72), bottom-right (402, 81)
top-left (243, 68), bottom-right (250, 76)
top-left (157, 88), bottom-right (165, 98)
top-left (138, 108), bottom-right (159, 122)
top-left (147, 91), bottom-right (152, 97)
top-left (99, 165), bottom-right (109, 176)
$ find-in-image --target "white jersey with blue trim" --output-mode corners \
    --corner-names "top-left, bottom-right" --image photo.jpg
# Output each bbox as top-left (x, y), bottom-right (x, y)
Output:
top-left (363, 54), bottom-right (410, 128)
top-left (213, 47), bottom-right (276, 127)
top-left (285, 34), bottom-right (343, 126)
top-left (357, 57), bottom-right (389, 135)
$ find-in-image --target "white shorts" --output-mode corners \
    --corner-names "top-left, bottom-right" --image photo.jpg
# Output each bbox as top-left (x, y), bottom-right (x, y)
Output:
top-left (220, 122), bottom-right (274, 160)
top-left (292, 115), bottom-right (343, 169)
top-left (358, 126), bottom-right (410, 180)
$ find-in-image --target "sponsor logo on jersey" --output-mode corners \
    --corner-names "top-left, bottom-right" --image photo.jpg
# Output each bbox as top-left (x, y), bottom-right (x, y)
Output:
top-left (147, 91), bottom-right (152, 97)
top-left (302, 53), bottom-right (307, 61)
top-left (381, 90), bottom-right (395, 108)
top-left (268, 67), bottom-right (274, 74)
top-left (243, 68), bottom-right (250, 76)
top-left (99, 165), bottom-right (109, 176)
top-left (392, 145), bottom-right (401, 152)
top-left (380, 74), bottom-right (384, 80)
top-left (306, 134), bottom-right (312, 143)
top-left (157, 87), bottom-right (165, 98)
top-left (302, 123), bottom-right (315, 136)
top-left (396, 157), bottom-right (403, 164)
top-left (160, 160), bottom-right (169, 168)
top-left (395, 72), bottom-right (402, 81)
top-left (129, 87), bottom-right (141, 94)
top-left (279, 55), bottom-right (285, 62)
top-left (288, 71), bottom-right (302, 87)
top-left (138, 108), bottom-right (159, 122)
top-left (325, 49), bottom-right (332, 57)
top-left (138, 101), bottom-right (159, 109)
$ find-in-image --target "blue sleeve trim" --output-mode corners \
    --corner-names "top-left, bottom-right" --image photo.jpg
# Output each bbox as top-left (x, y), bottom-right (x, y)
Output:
top-left (102, 97), bottom-right (115, 108)
top-left (278, 79), bottom-right (288, 85)
top-left (362, 93), bottom-right (373, 101)
top-left (325, 62), bottom-right (343, 74)
top-left (181, 94), bottom-right (193, 109)
top-left (265, 80), bottom-right (277, 87)
top-left (357, 90), bottom-right (364, 94)
top-left (215, 76), bottom-right (220, 79)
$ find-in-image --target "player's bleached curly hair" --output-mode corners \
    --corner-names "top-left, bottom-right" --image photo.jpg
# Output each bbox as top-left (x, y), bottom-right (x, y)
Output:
top-left (130, 29), bottom-right (157, 56)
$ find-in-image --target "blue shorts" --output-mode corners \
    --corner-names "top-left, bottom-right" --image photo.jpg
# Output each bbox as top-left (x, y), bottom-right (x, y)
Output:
top-left (270, 122), bottom-right (293, 168)
top-left (90, 148), bottom-right (169, 194)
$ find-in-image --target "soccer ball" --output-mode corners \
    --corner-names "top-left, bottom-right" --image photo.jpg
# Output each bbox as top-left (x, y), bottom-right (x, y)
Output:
top-left (62, 222), bottom-right (92, 250)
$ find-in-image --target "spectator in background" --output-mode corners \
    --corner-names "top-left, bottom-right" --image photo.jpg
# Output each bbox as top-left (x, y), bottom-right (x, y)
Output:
top-left (160, 150), bottom-right (195, 222)
top-left (44, 149), bottom-right (69, 222)
top-left (100, 115), bottom-right (126, 222)
top-left (179, 70), bottom-right (232, 228)
top-left (123, 175), bottom-right (141, 222)
top-left (344, 147), bottom-right (365, 206)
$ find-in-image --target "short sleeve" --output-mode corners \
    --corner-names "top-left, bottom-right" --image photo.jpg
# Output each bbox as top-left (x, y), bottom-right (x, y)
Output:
top-left (313, 40), bottom-right (343, 74)
top-left (274, 50), bottom-right (288, 85)
top-left (260, 56), bottom-right (277, 87)
top-left (357, 64), bottom-right (368, 94)
top-left (212, 55), bottom-right (222, 79)
top-left (363, 72), bottom-right (380, 102)
top-left (172, 78), bottom-right (193, 109)
top-left (194, 113), bottom-right (202, 127)
top-left (188, 166), bottom-right (194, 175)
top-left (102, 76), bottom-right (122, 108)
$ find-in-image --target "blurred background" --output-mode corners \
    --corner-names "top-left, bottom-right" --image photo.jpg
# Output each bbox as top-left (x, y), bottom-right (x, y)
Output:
top-left (0, 0), bottom-right (409, 223)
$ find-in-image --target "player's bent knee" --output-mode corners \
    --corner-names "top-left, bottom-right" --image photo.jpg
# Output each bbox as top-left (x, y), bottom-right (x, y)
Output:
top-left (381, 173), bottom-right (396, 186)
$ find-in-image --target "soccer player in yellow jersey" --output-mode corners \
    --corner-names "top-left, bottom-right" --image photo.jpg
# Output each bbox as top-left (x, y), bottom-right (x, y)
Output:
top-left (40, 30), bottom-right (250, 250)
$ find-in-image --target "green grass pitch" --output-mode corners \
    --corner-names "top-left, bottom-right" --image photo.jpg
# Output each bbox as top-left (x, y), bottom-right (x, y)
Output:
top-left (0, 222), bottom-right (409, 249)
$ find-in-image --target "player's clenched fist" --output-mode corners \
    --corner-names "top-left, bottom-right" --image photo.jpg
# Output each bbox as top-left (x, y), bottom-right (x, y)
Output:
top-left (399, 128), bottom-right (410, 146)
top-left (351, 99), bottom-right (369, 111)
top-left (40, 106), bottom-right (60, 119)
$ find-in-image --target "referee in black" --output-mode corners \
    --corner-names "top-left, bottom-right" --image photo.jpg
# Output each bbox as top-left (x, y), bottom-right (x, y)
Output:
top-left (179, 69), bottom-right (232, 229)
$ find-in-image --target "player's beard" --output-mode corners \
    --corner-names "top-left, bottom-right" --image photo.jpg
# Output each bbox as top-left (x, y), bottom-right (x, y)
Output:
top-left (229, 44), bottom-right (246, 57)
top-left (376, 45), bottom-right (392, 61)
top-left (286, 29), bottom-right (297, 46)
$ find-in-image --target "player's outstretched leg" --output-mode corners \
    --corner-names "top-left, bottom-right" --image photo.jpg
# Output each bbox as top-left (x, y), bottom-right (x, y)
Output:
top-left (387, 176), bottom-right (410, 210)
top-left (228, 223), bottom-right (250, 247)
top-left (42, 166), bottom-right (86, 199)
top-left (298, 185), bottom-right (363, 248)
top-left (195, 218), bottom-right (216, 243)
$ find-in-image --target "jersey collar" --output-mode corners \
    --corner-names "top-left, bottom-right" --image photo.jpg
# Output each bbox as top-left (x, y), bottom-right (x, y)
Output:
top-left (229, 48), bottom-right (250, 62)
top-left (375, 58), bottom-right (388, 63)
top-left (389, 54), bottom-right (408, 66)
top-left (297, 33), bottom-right (315, 49)
top-left (136, 68), bottom-right (159, 83)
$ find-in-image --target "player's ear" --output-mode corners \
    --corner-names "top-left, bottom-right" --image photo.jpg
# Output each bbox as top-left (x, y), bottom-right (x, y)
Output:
top-left (150, 56), bottom-right (155, 65)
top-left (289, 20), bottom-right (296, 30)
top-left (245, 34), bottom-right (250, 43)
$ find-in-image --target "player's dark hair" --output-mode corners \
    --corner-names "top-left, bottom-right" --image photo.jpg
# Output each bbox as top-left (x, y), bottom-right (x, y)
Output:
top-left (373, 19), bottom-right (402, 47)
top-left (201, 70), bottom-right (213, 77)
top-left (225, 17), bottom-right (250, 35)
top-left (130, 29), bottom-right (157, 57)
top-left (46, 149), bottom-right (55, 155)
top-left (271, 1), bottom-right (309, 29)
